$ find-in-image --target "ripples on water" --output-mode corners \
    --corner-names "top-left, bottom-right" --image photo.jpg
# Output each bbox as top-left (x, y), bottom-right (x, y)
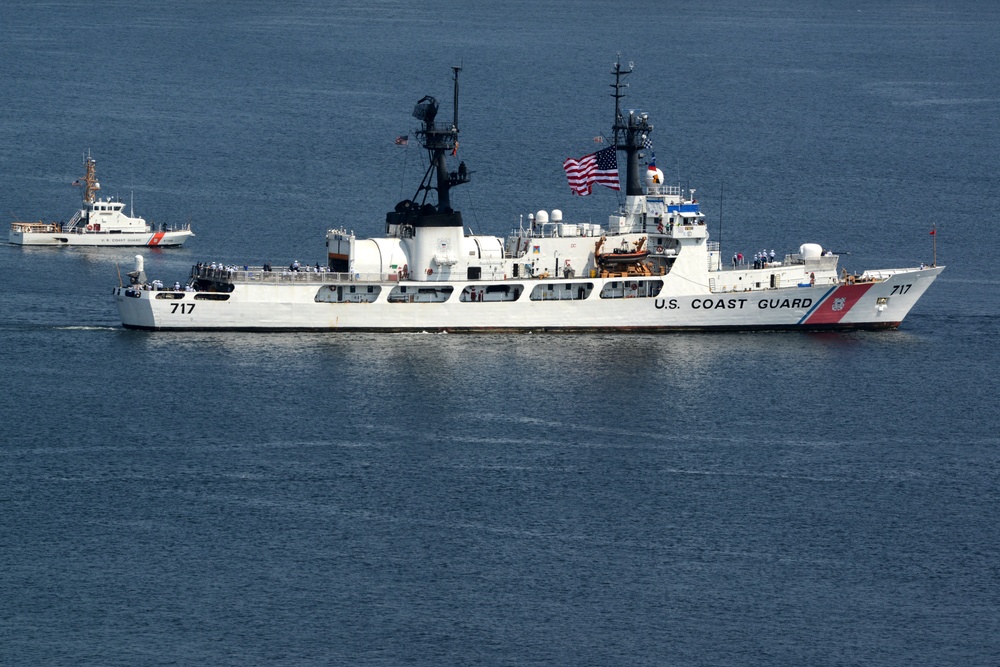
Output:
top-left (2, 0), bottom-right (999, 664)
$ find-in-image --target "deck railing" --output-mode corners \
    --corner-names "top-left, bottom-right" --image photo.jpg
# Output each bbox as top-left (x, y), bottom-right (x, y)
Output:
top-left (10, 221), bottom-right (60, 233)
top-left (193, 266), bottom-right (392, 285)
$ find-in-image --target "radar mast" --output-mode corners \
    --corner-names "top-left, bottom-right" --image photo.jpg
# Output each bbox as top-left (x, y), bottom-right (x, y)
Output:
top-left (389, 66), bottom-right (471, 232)
top-left (610, 56), bottom-right (653, 197)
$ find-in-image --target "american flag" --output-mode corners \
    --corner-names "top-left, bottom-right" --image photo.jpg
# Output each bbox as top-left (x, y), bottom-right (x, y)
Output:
top-left (562, 146), bottom-right (620, 196)
top-left (395, 135), bottom-right (408, 145)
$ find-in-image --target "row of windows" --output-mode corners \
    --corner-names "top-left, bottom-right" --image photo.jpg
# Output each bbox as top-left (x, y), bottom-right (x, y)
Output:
top-left (155, 292), bottom-right (231, 300)
top-left (313, 281), bottom-right (664, 304)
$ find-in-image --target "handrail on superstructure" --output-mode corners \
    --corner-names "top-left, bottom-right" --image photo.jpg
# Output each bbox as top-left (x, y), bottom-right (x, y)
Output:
top-left (191, 266), bottom-right (394, 285)
top-left (645, 184), bottom-right (682, 197)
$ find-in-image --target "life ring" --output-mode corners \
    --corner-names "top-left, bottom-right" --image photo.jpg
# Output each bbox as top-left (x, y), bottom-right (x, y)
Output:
top-left (656, 246), bottom-right (664, 254)
top-left (630, 282), bottom-right (638, 290)
top-left (86, 224), bottom-right (93, 231)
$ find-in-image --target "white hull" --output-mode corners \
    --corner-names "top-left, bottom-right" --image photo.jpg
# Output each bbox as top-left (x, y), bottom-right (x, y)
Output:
top-left (10, 229), bottom-right (193, 247)
top-left (115, 266), bottom-right (942, 332)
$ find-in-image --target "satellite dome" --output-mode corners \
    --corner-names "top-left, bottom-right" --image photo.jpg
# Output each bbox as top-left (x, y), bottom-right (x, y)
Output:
top-left (645, 167), bottom-right (665, 188)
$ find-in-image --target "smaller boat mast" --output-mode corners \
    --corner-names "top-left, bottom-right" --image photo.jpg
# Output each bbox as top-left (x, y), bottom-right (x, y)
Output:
top-left (82, 151), bottom-right (100, 205)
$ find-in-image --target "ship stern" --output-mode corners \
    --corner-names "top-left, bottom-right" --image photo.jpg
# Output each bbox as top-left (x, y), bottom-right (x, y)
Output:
top-left (114, 287), bottom-right (159, 329)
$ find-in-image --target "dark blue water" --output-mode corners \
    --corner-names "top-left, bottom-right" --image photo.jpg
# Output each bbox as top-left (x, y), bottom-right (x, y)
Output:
top-left (2, 1), bottom-right (998, 664)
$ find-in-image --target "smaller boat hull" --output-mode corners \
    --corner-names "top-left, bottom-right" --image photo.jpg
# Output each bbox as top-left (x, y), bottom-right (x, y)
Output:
top-left (9, 229), bottom-right (193, 247)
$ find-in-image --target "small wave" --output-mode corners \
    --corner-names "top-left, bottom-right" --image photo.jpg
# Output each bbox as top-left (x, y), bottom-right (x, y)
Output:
top-left (900, 97), bottom-right (1000, 107)
top-left (55, 325), bottom-right (120, 331)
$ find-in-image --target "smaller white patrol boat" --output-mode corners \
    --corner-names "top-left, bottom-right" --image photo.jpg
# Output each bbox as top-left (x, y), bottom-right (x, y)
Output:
top-left (9, 154), bottom-right (193, 247)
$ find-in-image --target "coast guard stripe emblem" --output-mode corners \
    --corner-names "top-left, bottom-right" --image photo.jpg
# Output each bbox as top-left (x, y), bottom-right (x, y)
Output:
top-left (801, 283), bottom-right (875, 325)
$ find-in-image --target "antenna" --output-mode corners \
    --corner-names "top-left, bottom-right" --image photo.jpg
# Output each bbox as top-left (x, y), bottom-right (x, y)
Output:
top-left (452, 63), bottom-right (462, 130)
top-left (609, 55), bottom-right (651, 197)
top-left (718, 181), bottom-right (724, 271)
top-left (931, 224), bottom-right (937, 267)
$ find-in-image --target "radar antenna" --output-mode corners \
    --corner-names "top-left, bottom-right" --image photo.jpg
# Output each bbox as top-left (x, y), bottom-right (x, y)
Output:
top-left (386, 67), bottom-right (471, 233)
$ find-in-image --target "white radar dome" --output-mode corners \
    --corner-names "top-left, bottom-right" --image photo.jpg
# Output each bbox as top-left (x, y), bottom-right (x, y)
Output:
top-left (799, 243), bottom-right (823, 259)
top-left (551, 209), bottom-right (563, 223)
top-left (535, 210), bottom-right (549, 224)
top-left (645, 167), bottom-right (665, 187)
top-left (135, 255), bottom-right (144, 271)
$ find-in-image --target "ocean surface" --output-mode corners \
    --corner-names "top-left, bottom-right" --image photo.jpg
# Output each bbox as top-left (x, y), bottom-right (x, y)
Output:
top-left (2, 1), bottom-right (998, 665)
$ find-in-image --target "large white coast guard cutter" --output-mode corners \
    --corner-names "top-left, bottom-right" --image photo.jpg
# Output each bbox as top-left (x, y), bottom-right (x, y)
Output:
top-left (114, 61), bottom-right (941, 332)
top-left (10, 154), bottom-right (193, 247)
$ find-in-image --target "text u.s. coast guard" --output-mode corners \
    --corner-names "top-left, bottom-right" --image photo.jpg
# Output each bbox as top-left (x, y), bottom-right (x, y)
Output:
top-left (654, 297), bottom-right (814, 310)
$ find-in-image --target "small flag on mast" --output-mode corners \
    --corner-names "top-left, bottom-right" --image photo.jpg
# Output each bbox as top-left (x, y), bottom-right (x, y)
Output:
top-left (395, 135), bottom-right (408, 145)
